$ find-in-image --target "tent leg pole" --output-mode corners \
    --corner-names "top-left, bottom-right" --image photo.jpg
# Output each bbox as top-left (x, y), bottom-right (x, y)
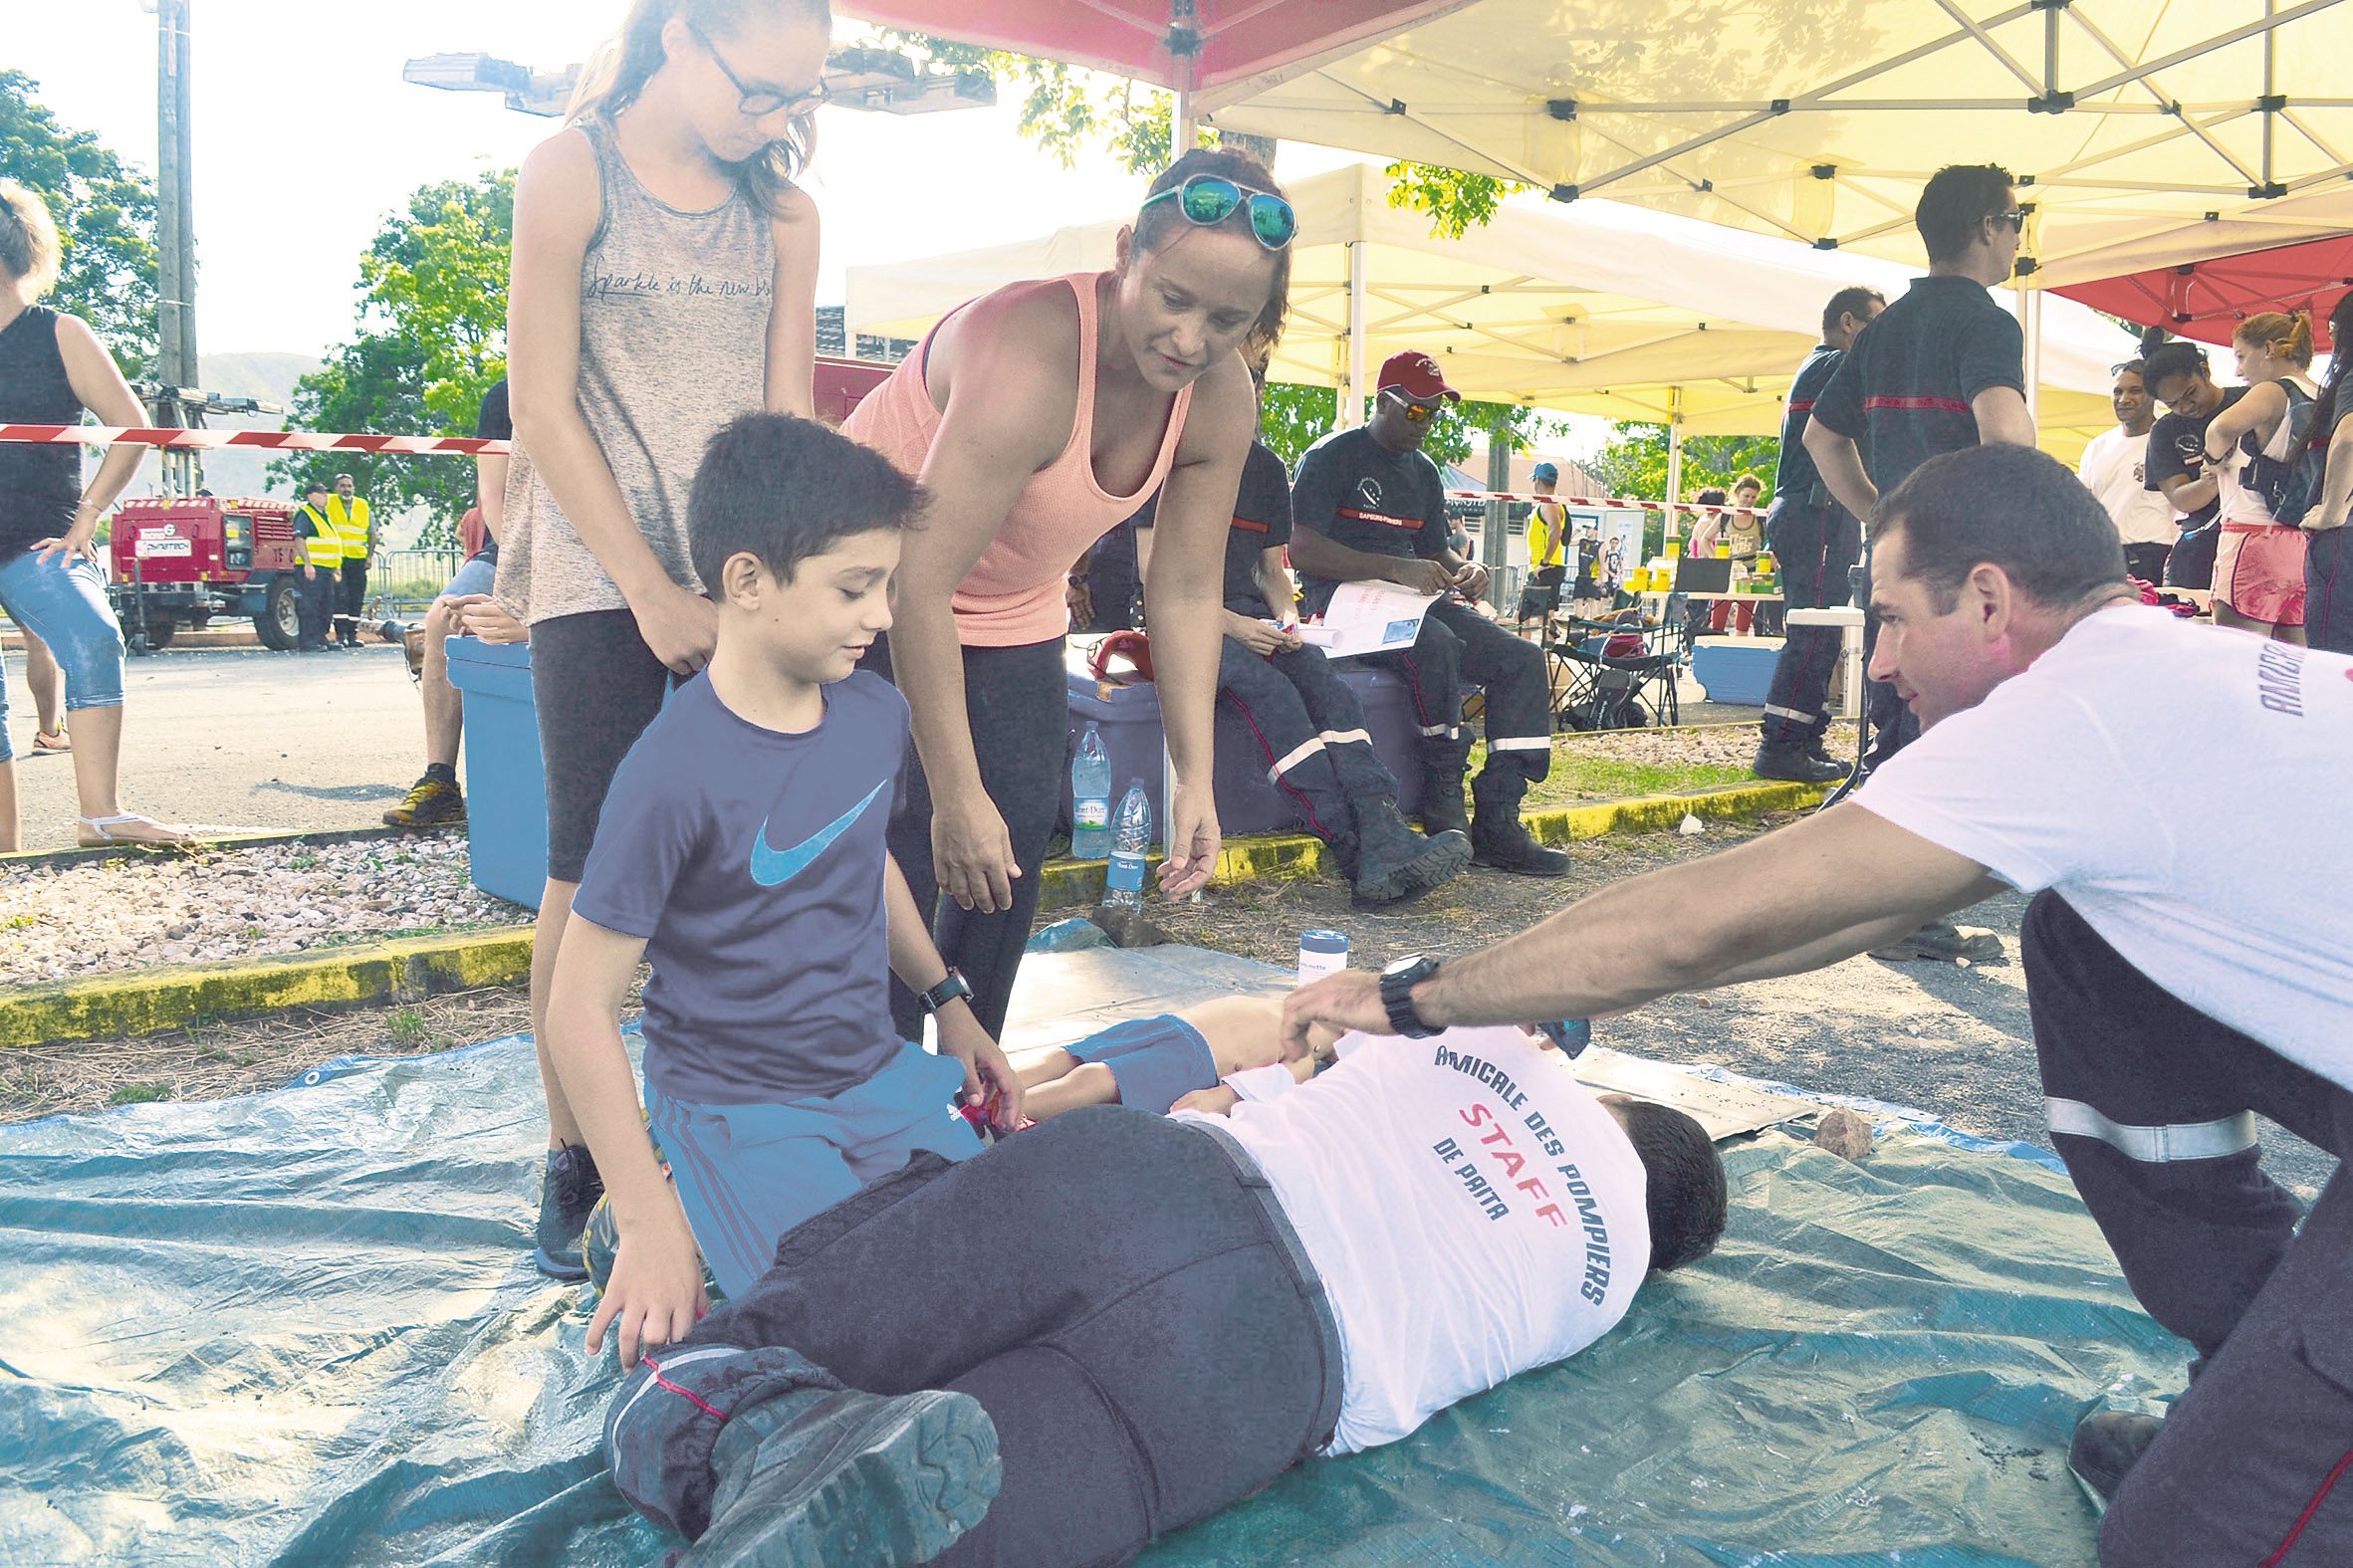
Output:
top-left (2018, 285), bottom-right (2043, 429)
top-left (1340, 241), bottom-right (1369, 430)
top-left (1665, 398), bottom-right (1686, 520)
top-left (1174, 88), bottom-right (1197, 155)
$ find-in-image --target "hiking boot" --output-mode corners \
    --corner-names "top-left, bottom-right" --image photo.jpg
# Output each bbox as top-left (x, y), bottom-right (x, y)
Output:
top-left (1753, 741), bottom-right (1848, 784)
top-left (1349, 798), bottom-right (1472, 907)
top-left (1415, 779), bottom-right (1471, 839)
top-left (1869, 917), bottom-right (2003, 964)
top-left (384, 774), bottom-right (465, 829)
top-left (2068, 1409), bottom-right (2164, 1512)
top-left (689, 1387), bottom-right (1003, 1567)
top-left (536, 1144), bottom-right (603, 1280)
top-left (1471, 776), bottom-right (1570, 876)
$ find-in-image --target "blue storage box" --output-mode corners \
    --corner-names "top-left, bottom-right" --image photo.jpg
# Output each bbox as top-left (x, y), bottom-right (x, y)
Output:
top-left (1691, 636), bottom-right (1782, 706)
top-left (443, 637), bottom-right (548, 910)
top-left (1063, 652), bottom-right (1428, 847)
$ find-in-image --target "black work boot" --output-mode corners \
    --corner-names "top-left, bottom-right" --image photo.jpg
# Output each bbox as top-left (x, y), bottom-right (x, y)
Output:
top-left (1414, 772), bottom-right (1471, 838)
top-left (1349, 797), bottom-right (1472, 907)
top-left (535, 1143), bottom-right (604, 1280)
top-left (1753, 740), bottom-right (1848, 784)
top-left (2067, 1410), bottom-right (2164, 1512)
top-left (688, 1386), bottom-right (1003, 1567)
top-left (1470, 774), bottom-right (1570, 876)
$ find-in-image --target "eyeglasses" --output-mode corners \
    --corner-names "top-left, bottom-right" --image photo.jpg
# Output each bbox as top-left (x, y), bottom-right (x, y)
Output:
top-left (690, 22), bottom-right (829, 118)
top-left (1380, 389), bottom-right (1438, 424)
top-left (1139, 174), bottom-right (1297, 251)
top-left (1990, 208), bottom-right (2027, 233)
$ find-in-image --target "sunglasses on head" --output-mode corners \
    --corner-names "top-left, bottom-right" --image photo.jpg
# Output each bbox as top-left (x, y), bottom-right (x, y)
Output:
top-left (1381, 389), bottom-right (1438, 423)
top-left (1140, 174), bottom-right (1297, 251)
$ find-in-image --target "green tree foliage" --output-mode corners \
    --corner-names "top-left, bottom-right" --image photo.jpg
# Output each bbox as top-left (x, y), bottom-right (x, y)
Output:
top-left (1258, 383), bottom-right (1562, 475)
top-left (0, 70), bottom-right (159, 375)
top-left (1581, 425), bottom-right (1781, 504)
top-left (269, 170), bottom-right (513, 550)
top-left (1382, 164), bottom-right (1527, 241)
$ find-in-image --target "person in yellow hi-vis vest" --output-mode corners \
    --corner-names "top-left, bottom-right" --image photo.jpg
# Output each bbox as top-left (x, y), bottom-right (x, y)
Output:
top-left (326, 471), bottom-right (373, 647)
top-left (1513, 462), bottom-right (1570, 631)
top-left (292, 484), bottom-right (341, 651)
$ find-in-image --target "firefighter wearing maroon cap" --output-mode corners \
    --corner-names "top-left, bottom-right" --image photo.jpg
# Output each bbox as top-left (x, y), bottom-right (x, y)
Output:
top-left (1289, 351), bottom-right (1568, 876)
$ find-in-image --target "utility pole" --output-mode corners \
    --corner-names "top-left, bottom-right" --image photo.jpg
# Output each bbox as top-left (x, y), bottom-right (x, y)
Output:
top-left (152, 0), bottom-right (201, 493)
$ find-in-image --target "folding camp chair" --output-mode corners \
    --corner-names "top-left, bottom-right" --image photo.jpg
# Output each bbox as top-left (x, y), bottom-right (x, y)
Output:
top-left (1547, 617), bottom-right (1682, 731)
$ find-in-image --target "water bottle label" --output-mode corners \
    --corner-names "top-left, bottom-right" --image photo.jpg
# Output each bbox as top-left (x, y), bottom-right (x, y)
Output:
top-left (1075, 800), bottom-right (1109, 829)
top-left (1106, 849), bottom-right (1147, 892)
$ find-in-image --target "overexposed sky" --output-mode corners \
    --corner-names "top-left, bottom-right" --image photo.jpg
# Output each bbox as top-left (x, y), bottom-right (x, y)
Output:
top-left (11, 1), bottom-right (1367, 358)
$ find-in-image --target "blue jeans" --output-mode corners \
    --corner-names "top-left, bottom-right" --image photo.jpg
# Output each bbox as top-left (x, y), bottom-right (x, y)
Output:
top-left (0, 552), bottom-right (124, 764)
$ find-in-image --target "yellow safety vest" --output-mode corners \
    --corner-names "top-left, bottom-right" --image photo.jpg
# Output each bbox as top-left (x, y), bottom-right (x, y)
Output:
top-left (297, 505), bottom-right (342, 569)
top-left (326, 494), bottom-right (371, 560)
top-left (1528, 501), bottom-right (1567, 569)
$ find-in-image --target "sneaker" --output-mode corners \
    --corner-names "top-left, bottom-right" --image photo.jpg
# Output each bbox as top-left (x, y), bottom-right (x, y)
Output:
top-left (383, 775), bottom-right (465, 829)
top-left (2068, 1409), bottom-right (2164, 1511)
top-left (690, 1387), bottom-right (1002, 1567)
top-left (1470, 813), bottom-right (1571, 877)
top-left (535, 1144), bottom-right (603, 1280)
top-left (32, 727), bottom-right (69, 755)
top-left (1869, 917), bottom-right (2003, 964)
top-left (1349, 799), bottom-right (1473, 907)
top-left (1753, 741), bottom-right (1848, 784)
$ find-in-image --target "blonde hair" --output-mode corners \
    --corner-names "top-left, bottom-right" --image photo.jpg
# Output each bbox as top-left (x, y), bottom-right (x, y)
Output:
top-left (2235, 310), bottom-right (2315, 368)
top-left (0, 180), bottom-right (63, 299)
top-left (568, 0), bottom-right (827, 215)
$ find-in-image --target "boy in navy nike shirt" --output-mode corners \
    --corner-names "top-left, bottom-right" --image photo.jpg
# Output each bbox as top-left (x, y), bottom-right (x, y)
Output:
top-left (547, 413), bottom-right (1023, 1367)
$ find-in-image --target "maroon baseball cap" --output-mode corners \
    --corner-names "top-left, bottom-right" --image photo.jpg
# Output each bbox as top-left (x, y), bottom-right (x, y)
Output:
top-left (1377, 350), bottom-right (1461, 403)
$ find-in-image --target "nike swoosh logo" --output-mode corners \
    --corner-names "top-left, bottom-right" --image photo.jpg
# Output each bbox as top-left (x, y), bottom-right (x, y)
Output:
top-left (749, 779), bottom-right (890, 888)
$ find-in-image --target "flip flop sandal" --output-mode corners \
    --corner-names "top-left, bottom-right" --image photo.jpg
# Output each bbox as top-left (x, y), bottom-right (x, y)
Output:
top-left (32, 729), bottom-right (70, 754)
top-left (77, 813), bottom-right (193, 847)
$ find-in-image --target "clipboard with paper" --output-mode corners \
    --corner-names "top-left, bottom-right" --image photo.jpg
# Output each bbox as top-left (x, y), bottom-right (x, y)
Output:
top-left (1295, 579), bottom-right (1444, 658)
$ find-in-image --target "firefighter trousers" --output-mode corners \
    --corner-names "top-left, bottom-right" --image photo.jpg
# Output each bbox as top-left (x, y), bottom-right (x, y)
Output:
top-left (1363, 597), bottom-right (1550, 792)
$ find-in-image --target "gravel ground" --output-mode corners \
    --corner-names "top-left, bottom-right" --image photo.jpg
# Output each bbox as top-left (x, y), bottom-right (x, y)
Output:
top-left (1543, 718), bottom-right (1860, 773)
top-left (0, 832), bottom-right (524, 986)
top-left (8, 815), bottom-right (2332, 1204)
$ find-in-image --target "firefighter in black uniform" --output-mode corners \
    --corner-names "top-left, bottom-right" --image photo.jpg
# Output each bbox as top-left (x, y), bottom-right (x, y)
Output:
top-left (1290, 351), bottom-right (1567, 876)
top-left (1752, 286), bottom-right (1886, 783)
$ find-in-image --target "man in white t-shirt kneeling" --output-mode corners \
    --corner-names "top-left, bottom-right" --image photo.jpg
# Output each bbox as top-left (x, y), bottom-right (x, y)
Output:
top-left (1287, 441), bottom-right (2353, 1567)
top-left (596, 1009), bottom-right (1725, 1567)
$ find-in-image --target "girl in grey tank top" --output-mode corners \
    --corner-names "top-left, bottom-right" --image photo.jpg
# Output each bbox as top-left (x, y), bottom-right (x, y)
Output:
top-left (497, 118), bottom-right (773, 624)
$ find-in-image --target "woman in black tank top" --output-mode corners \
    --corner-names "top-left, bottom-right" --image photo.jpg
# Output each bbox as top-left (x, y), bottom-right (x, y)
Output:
top-left (0, 178), bottom-right (187, 849)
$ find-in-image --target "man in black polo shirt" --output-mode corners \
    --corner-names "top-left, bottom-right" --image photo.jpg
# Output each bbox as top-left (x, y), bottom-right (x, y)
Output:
top-left (1804, 163), bottom-right (2036, 779)
top-left (1290, 352), bottom-right (1567, 876)
top-left (1208, 440), bottom-right (1471, 906)
top-left (1754, 285), bottom-right (1886, 784)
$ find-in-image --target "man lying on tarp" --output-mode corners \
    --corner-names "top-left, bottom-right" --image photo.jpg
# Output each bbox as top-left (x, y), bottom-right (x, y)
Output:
top-left (1288, 442), bottom-right (2353, 1568)
top-left (596, 1001), bottom-right (1727, 1567)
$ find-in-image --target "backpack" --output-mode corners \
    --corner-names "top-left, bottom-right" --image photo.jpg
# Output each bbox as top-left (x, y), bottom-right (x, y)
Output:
top-left (2241, 379), bottom-right (2316, 520)
top-left (2269, 391), bottom-right (2351, 527)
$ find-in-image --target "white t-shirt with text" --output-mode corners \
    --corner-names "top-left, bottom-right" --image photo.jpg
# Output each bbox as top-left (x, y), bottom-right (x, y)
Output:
top-left (1858, 606), bottom-right (2353, 1085)
top-left (2076, 426), bottom-right (2178, 548)
top-left (1178, 1025), bottom-right (1650, 1456)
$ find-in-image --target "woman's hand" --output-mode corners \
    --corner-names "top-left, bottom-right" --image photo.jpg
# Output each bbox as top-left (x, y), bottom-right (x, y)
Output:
top-left (1157, 779), bottom-right (1221, 899)
top-left (587, 1198), bottom-right (710, 1370)
top-left (933, 792), bottom-right (1021, 914)
top-left (32, 503), bottom-right (102, 567)
top-left (630, 582), bottom-right (718, 675)
top-left (453, 595), bottom-right (530, 645)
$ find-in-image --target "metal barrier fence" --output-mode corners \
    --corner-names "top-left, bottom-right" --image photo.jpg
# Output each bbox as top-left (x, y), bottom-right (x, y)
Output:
top-left (373, 549), bottom-right (464, 616)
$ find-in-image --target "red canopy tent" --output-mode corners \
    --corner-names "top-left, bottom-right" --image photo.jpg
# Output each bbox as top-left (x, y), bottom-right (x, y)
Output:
top-left (836, 1), bottom-right (1467, 119)
top-left (2053, 235), bottom-right (2353, 352)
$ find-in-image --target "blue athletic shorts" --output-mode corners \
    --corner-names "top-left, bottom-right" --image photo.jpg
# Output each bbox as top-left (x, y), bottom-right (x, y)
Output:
top-left (1062, 1014), bottom-right (1218, 1116)
top-left (645, 1042), bottom-right (983, 1300)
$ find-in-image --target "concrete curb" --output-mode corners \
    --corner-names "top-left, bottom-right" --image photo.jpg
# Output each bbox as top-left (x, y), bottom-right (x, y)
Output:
top-left (0, 823), bottom-right (422, 872)
top-left (3, 928), bottom-right (533, 1051)
top-left (16, 780), bottom-right (1821, 1049)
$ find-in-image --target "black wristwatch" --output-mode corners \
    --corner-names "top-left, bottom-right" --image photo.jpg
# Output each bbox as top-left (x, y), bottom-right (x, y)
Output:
top-left (917, 969), bottom-right (974, 1016)
top-left (1378, 955), bottom-right (1443, 1038)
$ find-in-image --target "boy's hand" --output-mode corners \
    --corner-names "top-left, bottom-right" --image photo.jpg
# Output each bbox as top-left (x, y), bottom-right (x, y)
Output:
top-left (1170, 1084), bottom-right (1240, 1117)
top-left (587, 1200), bottom-right (709, 1371)
top-left (937, 1006), bottom-right (1024, 1132)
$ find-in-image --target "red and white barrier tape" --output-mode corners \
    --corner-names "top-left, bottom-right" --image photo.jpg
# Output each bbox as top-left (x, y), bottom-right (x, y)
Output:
top-left (0, 423), bottom-right (508, 456)
top-left (1444, 487), bottom-right (1765, 518)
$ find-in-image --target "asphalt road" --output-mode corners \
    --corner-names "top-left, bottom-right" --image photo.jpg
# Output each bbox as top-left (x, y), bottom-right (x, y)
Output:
top-left (7, 641), bottom-right (427, 851)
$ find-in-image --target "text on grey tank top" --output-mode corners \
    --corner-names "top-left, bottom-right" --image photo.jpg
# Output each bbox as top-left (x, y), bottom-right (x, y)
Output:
top-left (497, 119), bottom-right (775, 625)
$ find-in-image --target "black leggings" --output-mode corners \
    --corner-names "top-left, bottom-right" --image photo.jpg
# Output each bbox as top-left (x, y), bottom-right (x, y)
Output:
top-left (2308, 526), bottom-right (2353, 655)
top-left (531, 607), bottom-right (672, 884)
top-left (859, 633), bottom-right (1067, 1040)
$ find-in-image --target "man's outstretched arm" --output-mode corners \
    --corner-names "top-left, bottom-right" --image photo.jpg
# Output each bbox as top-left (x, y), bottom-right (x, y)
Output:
top-left (1282, 803), bottom-right (2002, 1053)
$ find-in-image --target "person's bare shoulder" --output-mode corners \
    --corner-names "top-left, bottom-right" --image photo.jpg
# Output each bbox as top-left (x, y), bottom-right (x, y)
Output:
top-left (930, 279), bottom-right (1084, 461)
top-left (769, 181), bottom-right (820, 253)
top-left (516, 127), bottom-right (601, 233)
top-left (1173, 350), bottom-right (1260, 459)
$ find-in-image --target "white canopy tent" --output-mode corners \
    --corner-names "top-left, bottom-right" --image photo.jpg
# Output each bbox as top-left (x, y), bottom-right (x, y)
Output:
top-left (1196, 0), bottom-right (2353, 288)
top-left (845, 163), bottom-right (2127, 471)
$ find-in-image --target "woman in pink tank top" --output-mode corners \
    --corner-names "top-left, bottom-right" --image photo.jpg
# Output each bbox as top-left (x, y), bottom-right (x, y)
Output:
top-left (842, 148), bottom-right (1295, 1039)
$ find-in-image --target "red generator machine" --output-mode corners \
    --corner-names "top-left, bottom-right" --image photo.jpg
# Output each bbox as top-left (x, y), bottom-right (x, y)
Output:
top-left (108, 496), bottom-right (309, 650)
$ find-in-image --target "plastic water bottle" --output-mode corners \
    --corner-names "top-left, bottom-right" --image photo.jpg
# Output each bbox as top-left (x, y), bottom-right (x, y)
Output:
top-left (1101, 781), bottom-right (1151, 910)
top-left (1296, 929), bottom-right (1349, 988)
top-left (1070, 724), bottom-right (1112, 860)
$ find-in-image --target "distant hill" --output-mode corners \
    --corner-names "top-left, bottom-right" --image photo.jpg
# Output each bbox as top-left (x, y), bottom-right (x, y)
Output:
top-left (186, 350), bottom-right (321, 503)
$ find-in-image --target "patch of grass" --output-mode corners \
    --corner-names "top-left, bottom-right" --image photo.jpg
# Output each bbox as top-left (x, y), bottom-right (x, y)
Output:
top-left (0, 914), bottom-right (35, 931)
top-left (108, 1082), bottom-right (172, 1106)
top-left (1524, 756), bottom-right (1755, 807)
top-left (287, 852), bottom-right (322, 871)
top-left (385, 1008), bottom-right (432, 1047)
